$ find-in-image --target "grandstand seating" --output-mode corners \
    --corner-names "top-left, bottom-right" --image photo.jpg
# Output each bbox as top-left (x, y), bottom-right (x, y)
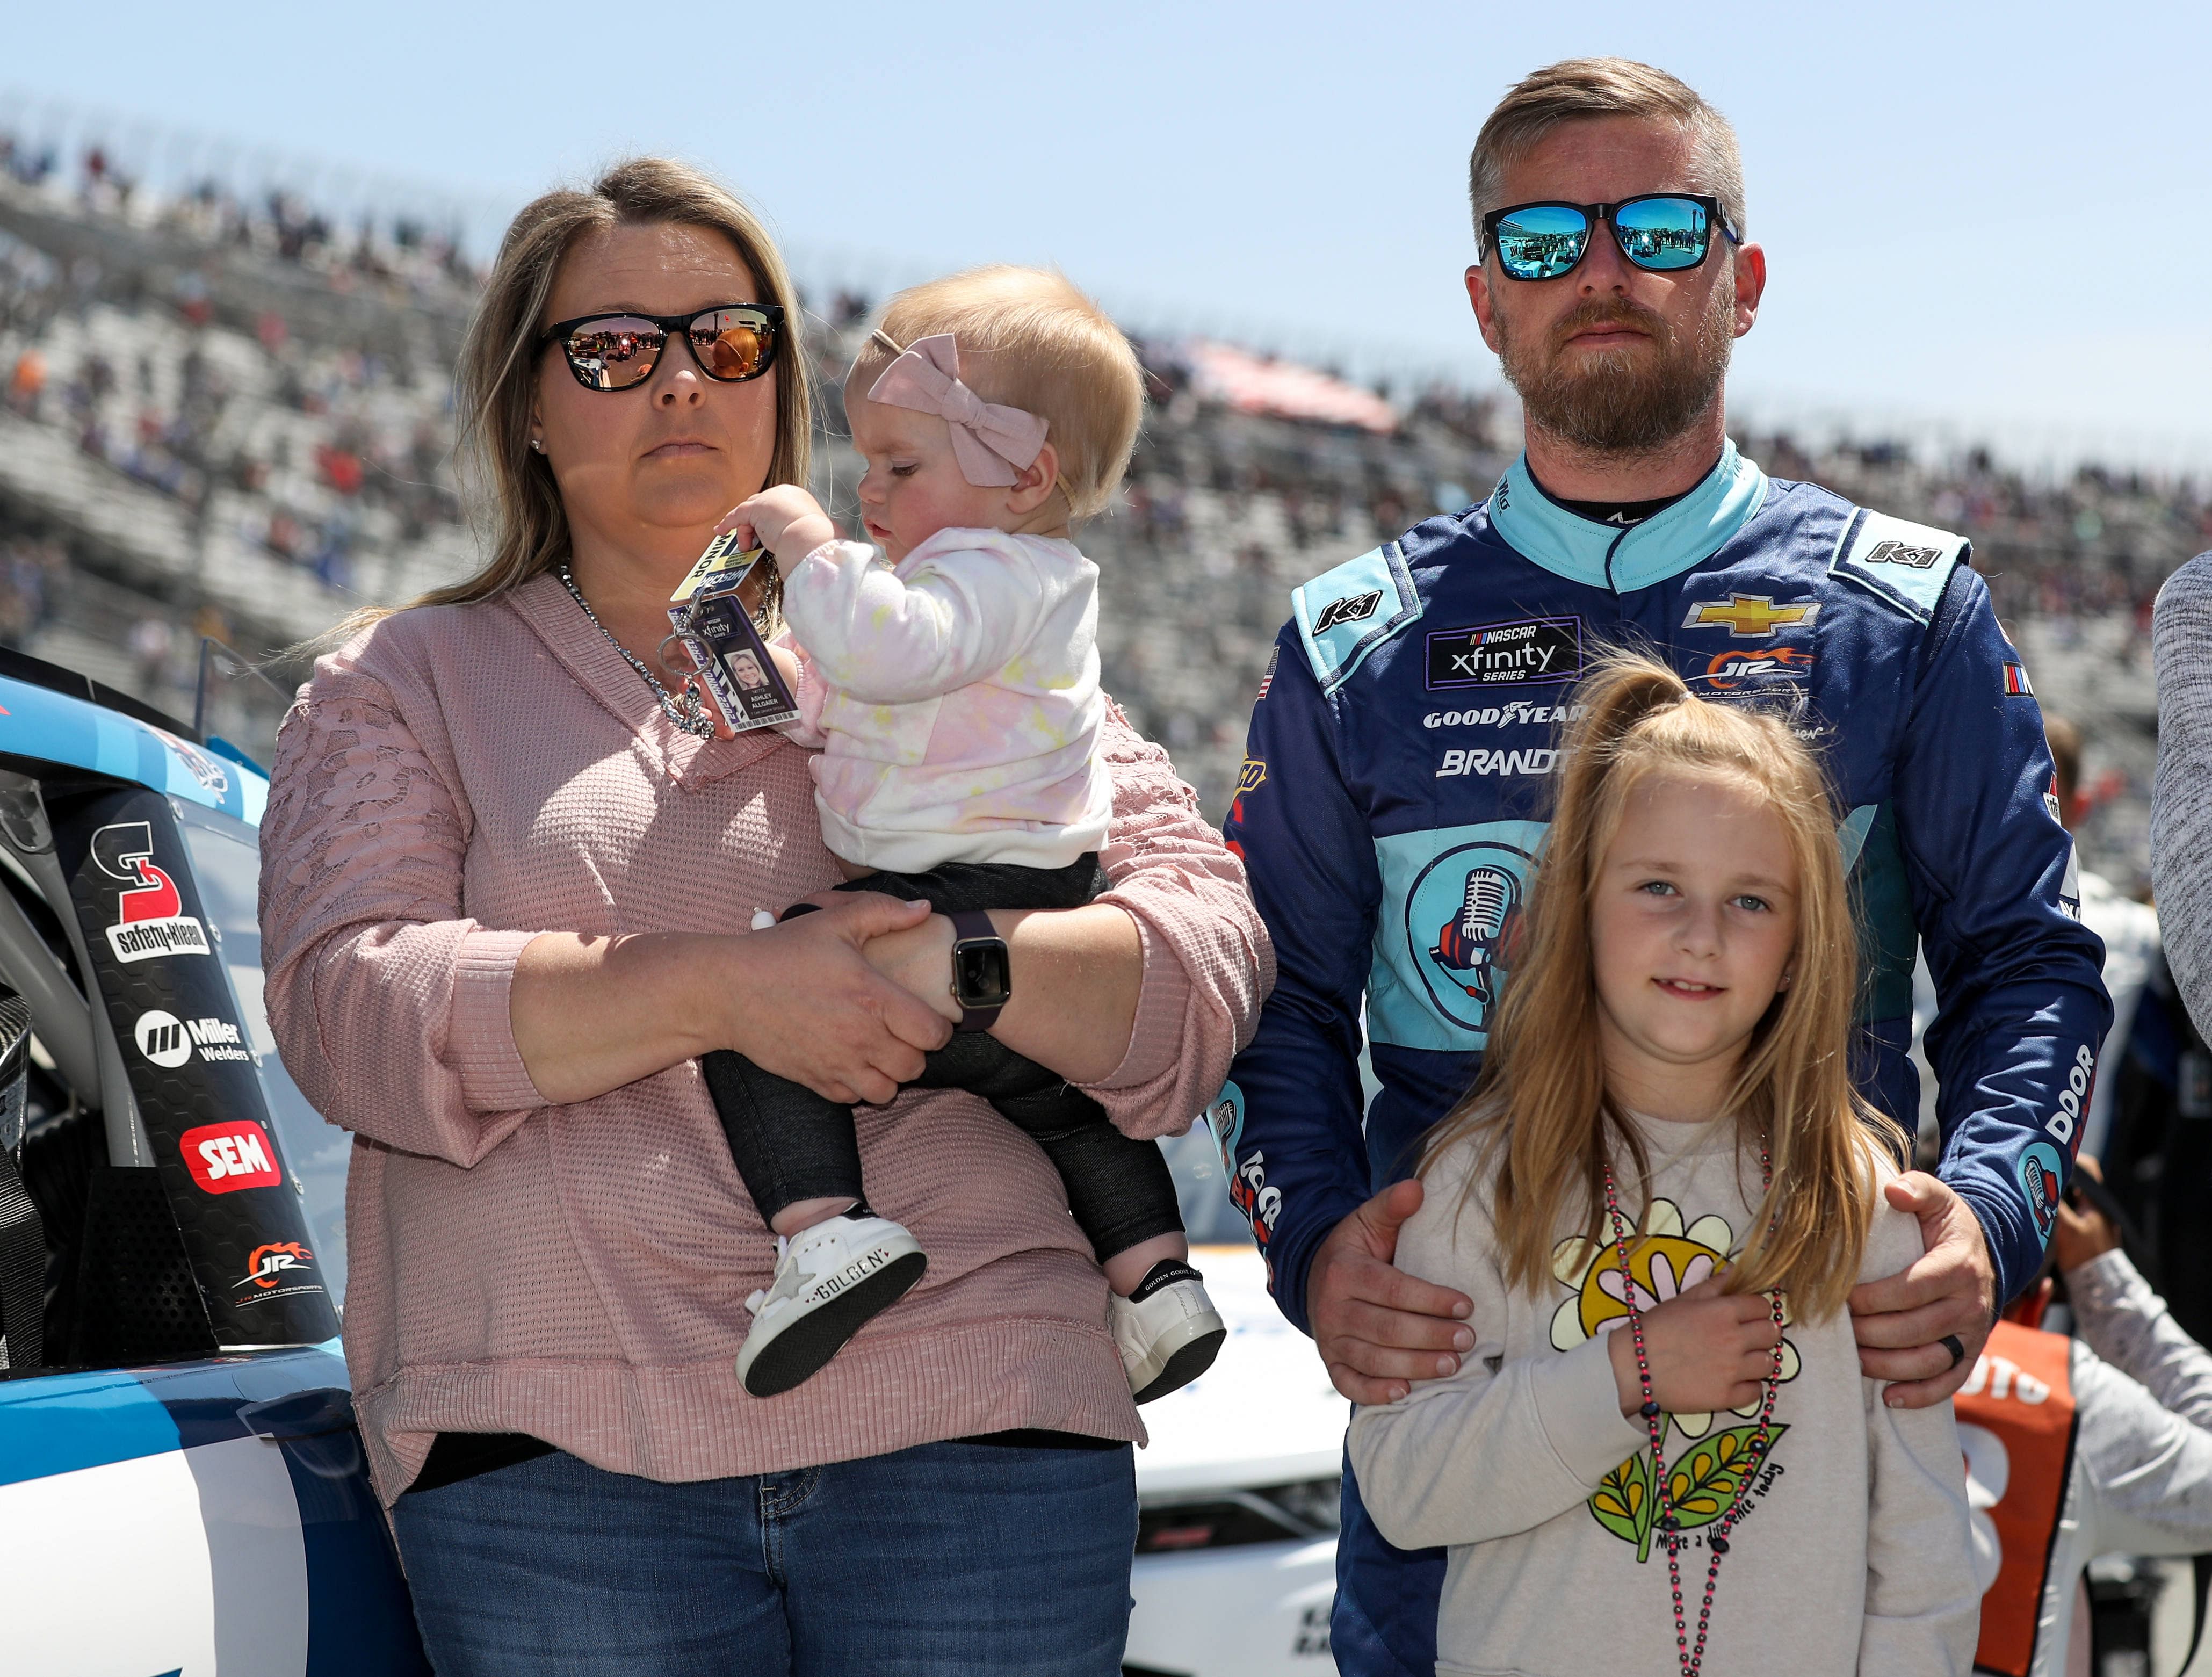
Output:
top-left (0, 146), bottom-right (2198, 890)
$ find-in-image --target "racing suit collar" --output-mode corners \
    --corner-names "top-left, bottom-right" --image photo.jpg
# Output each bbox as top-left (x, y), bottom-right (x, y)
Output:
top-left (1487, 439), bottom-right (1769, 592)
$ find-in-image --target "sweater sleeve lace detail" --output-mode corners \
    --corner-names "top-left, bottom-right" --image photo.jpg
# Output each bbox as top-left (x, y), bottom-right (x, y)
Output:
top-left (1081, 701), bottom-right (1275, 1137)
top-left (259, 670), bottom-right (548, 1166)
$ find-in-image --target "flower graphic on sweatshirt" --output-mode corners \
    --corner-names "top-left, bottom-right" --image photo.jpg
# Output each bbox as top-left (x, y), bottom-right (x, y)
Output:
top-left (1549, 1197), bottom-right (1798, 1561)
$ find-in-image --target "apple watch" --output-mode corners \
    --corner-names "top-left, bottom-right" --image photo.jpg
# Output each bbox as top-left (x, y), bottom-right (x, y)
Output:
top-left (947, 910), bottom-right (1011, 1033)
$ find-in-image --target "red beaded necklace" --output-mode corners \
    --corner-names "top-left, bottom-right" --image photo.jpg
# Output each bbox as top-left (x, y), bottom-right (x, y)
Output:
top-left (1601, 1133), bottom-right (1787, 1677)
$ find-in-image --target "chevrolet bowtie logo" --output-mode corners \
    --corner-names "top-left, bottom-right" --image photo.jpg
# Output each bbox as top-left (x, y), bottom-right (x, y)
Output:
top-left (1681, 594), bottom-right (1823, 640)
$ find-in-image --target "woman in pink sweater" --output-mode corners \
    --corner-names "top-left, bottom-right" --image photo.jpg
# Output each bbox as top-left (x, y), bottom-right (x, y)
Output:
top-left (257, 157), bottom-right (1270, 1677)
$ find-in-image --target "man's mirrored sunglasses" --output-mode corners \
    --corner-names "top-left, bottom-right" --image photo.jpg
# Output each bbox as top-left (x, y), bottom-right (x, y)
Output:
top-left (540, 303), bottom-right (784, 391)
top-left (1480, 195), bottom-right (1741, 283)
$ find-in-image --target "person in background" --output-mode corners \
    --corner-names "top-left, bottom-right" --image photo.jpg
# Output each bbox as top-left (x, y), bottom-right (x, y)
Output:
top-left (2042, 714), bottom-right (2159, 1158)
top-left (1958, 1156), bottom-right (2212, 1677)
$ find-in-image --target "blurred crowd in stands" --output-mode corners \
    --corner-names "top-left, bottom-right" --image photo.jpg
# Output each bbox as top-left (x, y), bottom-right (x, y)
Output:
top-left (0, 129), bottom-right (2200, 887)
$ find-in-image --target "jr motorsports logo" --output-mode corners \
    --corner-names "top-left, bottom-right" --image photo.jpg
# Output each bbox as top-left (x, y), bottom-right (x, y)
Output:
top-left (134, 1008), bottom-right (251, 1067)
top-left (91, 821), bottom-right (210, 963)
top-left (234, 1240), bottom-right (316, 1293)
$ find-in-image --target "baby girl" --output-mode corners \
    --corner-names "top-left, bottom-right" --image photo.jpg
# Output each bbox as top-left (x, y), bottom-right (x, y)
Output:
top-left (704, 267), bottom-right (1224, 1403)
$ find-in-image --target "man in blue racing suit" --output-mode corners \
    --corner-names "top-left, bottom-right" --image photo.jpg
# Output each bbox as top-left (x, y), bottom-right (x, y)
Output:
top-left (1216, 57), bottom-right (2112, 1676)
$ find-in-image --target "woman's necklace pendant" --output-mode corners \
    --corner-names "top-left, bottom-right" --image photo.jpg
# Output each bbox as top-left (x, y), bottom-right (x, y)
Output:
top-left (557, 564), bottom-right (717, 740)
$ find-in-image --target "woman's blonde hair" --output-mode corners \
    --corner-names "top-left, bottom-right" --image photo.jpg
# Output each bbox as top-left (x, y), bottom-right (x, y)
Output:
top-left (409, 156), bottom-right (812, 614)
top-left (1424, 651), bottom-right (1897, 1322)
top-left (847, 265), bottom-right (1144, 521)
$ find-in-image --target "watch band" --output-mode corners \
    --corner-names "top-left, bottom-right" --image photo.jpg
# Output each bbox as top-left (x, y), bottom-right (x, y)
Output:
top-left (948, 909), bottom-right (1008, 1033)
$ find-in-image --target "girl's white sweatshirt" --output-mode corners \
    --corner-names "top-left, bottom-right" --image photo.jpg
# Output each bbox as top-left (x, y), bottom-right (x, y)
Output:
top-left (1348, 1110), bottom-right (1978, 1677)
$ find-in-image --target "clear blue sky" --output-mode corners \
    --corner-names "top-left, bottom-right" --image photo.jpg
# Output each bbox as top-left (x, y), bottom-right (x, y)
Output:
top-left (9, 0), bottom-right (2204, 471)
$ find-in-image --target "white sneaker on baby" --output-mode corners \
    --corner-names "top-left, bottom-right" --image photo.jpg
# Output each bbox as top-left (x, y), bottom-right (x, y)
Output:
top-left (1110, 1260), bottom-right (1226, 1403)
top-left (737, 1212), bottom-right (927, 1398)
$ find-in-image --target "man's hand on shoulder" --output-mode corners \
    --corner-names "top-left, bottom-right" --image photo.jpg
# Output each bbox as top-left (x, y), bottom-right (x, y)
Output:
top-left (1849, 1171), bottom-right (1998, 1407)
top-left (1310, 1179), bottom-right (1476, 1405)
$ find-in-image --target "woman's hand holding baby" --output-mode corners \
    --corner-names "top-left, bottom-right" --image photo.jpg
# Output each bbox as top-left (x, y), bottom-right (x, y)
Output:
top-left (1606, 1274), bottom-right (1784, 1419)
top-left (718, 486), bottom-right (837, 563)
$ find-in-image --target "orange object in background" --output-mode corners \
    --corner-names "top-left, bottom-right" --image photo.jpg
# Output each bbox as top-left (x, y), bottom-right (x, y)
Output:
top-left (1956, 1319), bottom-right (2078, 1677)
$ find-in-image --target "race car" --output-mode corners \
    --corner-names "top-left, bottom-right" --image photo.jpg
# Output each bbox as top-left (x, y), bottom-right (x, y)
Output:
top-left (0, 643), bottom-right (431, 1676)
top-left (1123, 1125), bottom-right (1349, 1676)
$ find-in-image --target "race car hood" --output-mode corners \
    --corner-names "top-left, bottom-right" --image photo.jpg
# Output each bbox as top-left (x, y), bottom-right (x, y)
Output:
top-left (1133, 1242), bottom-right (1348, 1497)
top-left (0, 660), bottom-right (269, 827)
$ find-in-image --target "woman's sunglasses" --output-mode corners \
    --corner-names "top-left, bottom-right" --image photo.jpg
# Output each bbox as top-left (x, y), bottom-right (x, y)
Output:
top-left (540, 303), bottom-right (784, 391)
top-left (1479, 195), bottom-right (1741, 283)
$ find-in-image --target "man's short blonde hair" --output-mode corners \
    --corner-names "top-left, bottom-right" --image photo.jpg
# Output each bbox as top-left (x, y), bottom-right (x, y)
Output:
top-left (1468, 59), bottom-right (1746, 255)
top-left (851, 266), bottom-right (1144, 521)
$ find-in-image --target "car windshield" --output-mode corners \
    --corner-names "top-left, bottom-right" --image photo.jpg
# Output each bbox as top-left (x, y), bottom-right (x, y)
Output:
top-left (174, 799), bottom-right (352, 1307)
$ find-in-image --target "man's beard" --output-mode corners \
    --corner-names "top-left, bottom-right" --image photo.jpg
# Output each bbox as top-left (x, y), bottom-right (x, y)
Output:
top-left (1498, 281), bottom-right (1735, 457)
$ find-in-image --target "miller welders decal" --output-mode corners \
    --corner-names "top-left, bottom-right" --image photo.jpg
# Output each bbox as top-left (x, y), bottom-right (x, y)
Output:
top-left (53, 784), bottom-right (337, 1348)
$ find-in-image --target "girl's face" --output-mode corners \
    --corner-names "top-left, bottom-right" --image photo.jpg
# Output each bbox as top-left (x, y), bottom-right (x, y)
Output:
top-left (1587, 771), bottom-right (1800, 1117)
top-left (844, 383), bottom-right (1028, 566)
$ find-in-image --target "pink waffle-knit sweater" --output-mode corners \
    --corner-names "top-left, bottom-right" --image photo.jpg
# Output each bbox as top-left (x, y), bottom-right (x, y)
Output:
top-left (258, 572), bottom-right (1273, 1506)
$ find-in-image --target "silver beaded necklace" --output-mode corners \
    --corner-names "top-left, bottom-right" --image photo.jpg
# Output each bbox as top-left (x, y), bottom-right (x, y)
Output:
top-left (556, 563), bottom-right (715, 739)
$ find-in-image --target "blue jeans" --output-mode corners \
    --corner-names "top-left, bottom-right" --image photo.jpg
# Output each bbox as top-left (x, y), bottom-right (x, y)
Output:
top-left (391, 1439), bottom-right (1138, 1676)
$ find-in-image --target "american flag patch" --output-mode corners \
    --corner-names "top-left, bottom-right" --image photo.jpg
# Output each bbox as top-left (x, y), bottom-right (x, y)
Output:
top-left (1256, 645), bottom-right (1278, 701)
top-left (2003, 662), bottom-right (2035, 697)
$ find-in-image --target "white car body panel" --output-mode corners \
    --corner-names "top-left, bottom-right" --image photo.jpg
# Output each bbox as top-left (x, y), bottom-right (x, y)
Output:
top-left (1126, 1241), bottom-right (1348, 1675)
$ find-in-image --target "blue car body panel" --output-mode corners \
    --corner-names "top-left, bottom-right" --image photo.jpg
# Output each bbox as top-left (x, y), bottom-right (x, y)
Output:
top-left (0, 665), bottom-right (430, 1675)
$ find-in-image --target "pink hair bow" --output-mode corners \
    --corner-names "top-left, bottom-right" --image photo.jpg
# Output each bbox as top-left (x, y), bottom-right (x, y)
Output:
top-left (865, 331), bottom-right (1049, 487)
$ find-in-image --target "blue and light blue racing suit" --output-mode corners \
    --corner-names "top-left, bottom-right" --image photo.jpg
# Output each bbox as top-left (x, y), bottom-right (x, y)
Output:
top-left (1215, 443), bottom-right (2113, 1677)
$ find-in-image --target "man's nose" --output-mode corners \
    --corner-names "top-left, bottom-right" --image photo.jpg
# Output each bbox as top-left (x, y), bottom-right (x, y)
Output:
top-left (1576, 219), bottom-right (1636, 294)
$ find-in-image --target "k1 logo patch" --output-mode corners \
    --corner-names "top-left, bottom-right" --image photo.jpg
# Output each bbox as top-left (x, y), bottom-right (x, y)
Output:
top-left (1311, 590), bottom-right (1383, 633)
top-left (1426, 616), bottom-right (1582, 690)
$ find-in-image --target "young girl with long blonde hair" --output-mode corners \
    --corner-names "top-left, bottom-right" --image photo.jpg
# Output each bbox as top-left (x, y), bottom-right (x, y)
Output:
top-left (1348, 654), bottom-right (1977, 1676)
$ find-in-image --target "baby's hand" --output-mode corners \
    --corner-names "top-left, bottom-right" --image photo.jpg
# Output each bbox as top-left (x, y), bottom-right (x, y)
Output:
top-left (1607, 1274), bottom-right (1782, 1419)
top-left (717, 486), bottom-right (837, 562)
